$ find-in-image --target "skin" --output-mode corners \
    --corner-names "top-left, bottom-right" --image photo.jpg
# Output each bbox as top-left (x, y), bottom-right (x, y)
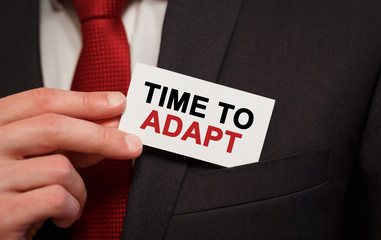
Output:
top-left (0, 88), bottom-right (143, 240)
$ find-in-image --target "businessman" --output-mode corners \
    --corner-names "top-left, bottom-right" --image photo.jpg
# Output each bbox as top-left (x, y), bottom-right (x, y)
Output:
top-left (0, 0), bottom-right (380, 239)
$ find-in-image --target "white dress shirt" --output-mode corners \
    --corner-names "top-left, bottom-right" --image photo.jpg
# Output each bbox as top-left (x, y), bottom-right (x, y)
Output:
top-left (40, 0), bottom-right (168, 90)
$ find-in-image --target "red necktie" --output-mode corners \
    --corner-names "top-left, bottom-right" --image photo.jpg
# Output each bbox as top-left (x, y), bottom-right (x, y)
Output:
top-left (70, 0), bottom-right (131, 239)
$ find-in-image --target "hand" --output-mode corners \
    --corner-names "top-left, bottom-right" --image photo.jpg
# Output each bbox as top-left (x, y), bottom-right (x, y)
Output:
top-left (0, 88), bottom-right (142, 240)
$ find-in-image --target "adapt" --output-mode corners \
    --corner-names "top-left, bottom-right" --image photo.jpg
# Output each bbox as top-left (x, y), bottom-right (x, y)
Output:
top-left (140, 110), bottom-right (243, 153)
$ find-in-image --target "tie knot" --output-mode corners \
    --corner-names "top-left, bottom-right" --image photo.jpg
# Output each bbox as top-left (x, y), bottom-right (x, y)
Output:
top-left (71, 0), bottom-right (128, 23)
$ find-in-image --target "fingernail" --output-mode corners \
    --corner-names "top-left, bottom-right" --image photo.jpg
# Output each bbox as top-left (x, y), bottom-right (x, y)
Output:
top-left (125, 135), bottom-right (143, 152)
top-left (108, 92), bottom-right (126, 107)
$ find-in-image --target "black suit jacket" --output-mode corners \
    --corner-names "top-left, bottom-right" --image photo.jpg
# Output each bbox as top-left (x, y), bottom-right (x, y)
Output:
top-left (1, 0), bottom-right (381, 239)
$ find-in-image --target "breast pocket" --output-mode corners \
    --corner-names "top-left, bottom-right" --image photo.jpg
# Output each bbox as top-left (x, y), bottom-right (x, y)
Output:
top-left (173, 149), bottom-right (330, 215)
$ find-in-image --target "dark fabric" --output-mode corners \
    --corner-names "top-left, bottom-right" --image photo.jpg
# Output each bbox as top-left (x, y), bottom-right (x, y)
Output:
top-left (344, 71), bottom-right (381, 239)
top-left (0, 0), bottom-right (380, 239)
top-left (123, 0), bottom-right (381, 239)
top-left (0, 0), bottom-right (43, 97)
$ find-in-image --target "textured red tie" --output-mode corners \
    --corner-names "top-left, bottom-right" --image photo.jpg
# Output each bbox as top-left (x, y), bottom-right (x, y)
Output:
top-left (70, 0), bottom-right (131, 239)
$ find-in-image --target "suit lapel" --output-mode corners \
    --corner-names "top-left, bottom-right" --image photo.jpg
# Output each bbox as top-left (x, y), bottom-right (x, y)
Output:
top-left (0, 0), bottom-right (43, 98)
top-left (122, 0), bottom-right (242, 239)
top-left (158, 0), bottom-right (243, 83)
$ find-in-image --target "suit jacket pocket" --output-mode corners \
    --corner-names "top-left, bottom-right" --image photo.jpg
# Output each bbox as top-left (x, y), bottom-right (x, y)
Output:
top-left (173, 149), bottom-right (330, 215)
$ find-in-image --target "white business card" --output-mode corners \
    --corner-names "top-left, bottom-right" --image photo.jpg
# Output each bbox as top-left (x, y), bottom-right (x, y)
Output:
top-left (119, 63), bottom-right (275, 167)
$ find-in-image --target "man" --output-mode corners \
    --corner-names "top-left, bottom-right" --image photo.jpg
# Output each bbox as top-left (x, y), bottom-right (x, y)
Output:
top-left (0, 0), bottom-right (381, 239)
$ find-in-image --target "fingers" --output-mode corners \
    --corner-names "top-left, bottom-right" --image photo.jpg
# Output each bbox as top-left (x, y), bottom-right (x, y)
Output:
top-left (0, 155), bottom-right (86, 215)
top-left (0, 113), bottom-right (142, 160)
top-left (0, 88), bottom-right (139, 239)
top-left (64, 152), bottom-right (104, 168)
top-left (0, 155), bottom-right (86, 237)
top-left (0, 88), bottom-right (126, 126)
top-left (25, 221), bottom-right (45, 240)
top-left (98, 117), bottom-right (120, 128)
top-left (64, 117), bottom-right (123, 168)
top-left (0, 185), bottom-right (80, 239)
top-left (12, 184), bottom-right (81, 228)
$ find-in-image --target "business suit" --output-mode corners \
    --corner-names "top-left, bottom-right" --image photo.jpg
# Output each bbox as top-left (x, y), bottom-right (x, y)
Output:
top-left (1, 0), bottom-right (381, 239)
